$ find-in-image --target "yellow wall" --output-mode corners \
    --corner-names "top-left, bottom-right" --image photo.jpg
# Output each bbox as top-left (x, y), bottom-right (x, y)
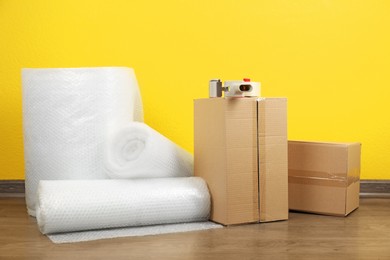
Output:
top-left (1, 0), bottom-right (389, 180)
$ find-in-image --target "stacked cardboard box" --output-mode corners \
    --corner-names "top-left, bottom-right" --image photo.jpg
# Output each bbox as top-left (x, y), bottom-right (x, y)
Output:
top-left (194, 95), bottom-right (362, 223)
top-left (194, 97), bottom-right (288, 225)
top-left (288, 141), bottom-right (361, 216)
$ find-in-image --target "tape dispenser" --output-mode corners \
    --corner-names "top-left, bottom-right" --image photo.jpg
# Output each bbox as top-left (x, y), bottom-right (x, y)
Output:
top-left (209, 78), bottom-right (261, 98)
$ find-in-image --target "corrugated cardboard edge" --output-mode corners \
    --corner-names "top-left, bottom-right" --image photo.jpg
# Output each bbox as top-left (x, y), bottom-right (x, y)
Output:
top-left (345, 143), bottom-right (361, 215)
top-left (224, 98), bottom-right (259, 225)
top-left (258, 98), bottom-right (288, 222)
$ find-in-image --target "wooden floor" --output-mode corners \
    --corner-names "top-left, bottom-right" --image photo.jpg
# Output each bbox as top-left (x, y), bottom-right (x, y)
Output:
top-left (0, 198), bottom-right (389, 259)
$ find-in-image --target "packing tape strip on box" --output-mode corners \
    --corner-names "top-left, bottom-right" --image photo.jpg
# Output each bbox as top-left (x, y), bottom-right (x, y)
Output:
top-left (288, 169), bottom-right (360, 187)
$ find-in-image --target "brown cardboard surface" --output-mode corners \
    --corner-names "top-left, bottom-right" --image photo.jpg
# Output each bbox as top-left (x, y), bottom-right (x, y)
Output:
top-left (258, 98), bottom-right (288, 222)
top-left (288, 141), bottom-right (361, 216)
top-left (346, 142), bottom-right (361, 214)
top-left (194, 97), bottom-right (288, 225)
top-left (288, 183), bottom-right (347, 216)
top-left (194, 98), bottom-right (228, 223)
top-left (194, 98), bottom-right (258, 225)
top-left (346, 181), bottom-right (360, 215)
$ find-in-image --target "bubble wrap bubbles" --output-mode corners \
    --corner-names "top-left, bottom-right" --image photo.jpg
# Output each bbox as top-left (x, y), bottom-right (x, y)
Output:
top-left (47, 222), bottom-right (222, 244)
top-left (36, 177), bottom-right (210, 234)
top-left (104, 122), bottom-right (193, 179)
top-left (22, 67), bottom-right (143, 216)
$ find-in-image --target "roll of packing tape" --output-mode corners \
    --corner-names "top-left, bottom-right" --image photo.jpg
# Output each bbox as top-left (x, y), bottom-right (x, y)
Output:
top-left (224, 80), bottom-right (261, 97)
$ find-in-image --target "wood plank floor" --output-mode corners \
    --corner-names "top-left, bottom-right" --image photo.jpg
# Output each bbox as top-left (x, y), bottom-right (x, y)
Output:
top-left (0, 197), bottom-right (389, 259)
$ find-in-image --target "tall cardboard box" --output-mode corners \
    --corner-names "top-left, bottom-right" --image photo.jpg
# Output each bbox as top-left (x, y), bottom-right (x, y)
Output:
top-left (194, 97), bottom-right (288, 225)
top-left (288, 141), bottom-right (361, 216)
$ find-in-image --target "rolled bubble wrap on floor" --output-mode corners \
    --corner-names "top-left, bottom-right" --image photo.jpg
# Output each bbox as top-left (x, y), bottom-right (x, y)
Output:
top-left (47, 222), bottom-right (222, 244)
top-left (22, 67), bottom-right (143, 216)
top-left (36, 177), bottom-right (210, 234)
top-left (104, 122), bottom-right (193, 179)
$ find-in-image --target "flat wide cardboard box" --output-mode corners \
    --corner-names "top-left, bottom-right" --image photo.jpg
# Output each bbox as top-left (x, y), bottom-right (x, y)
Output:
top-left (288, 141), bottom-right (361, 216)
top-left (194, 97), bottom-right (288, 225)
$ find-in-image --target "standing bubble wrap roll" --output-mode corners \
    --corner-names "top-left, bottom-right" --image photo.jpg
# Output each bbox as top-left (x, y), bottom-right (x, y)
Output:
top-left (22, 67), bottom-right (143, 216)
top-left (36, 177), bottom-right (210, 234)
top-left (104, 122), bottom-right (193, 179)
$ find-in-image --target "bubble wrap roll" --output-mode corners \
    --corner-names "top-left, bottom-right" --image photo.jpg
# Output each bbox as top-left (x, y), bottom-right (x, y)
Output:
top-left (22, 67), bottom-right (143, 216)
top-left (36, 177), bottom-right (210, 234)
top-left (104, 122), bottom-right (193, 179)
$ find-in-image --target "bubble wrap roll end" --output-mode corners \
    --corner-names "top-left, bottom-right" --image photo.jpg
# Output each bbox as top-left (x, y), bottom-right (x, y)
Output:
top-left (104, 122), bottom-right (193, 179)
top-left (36, 177), bottom-right (210, 234)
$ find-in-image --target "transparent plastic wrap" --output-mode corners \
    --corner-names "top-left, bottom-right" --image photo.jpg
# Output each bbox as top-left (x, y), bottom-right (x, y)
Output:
top-left (47, 221), bottom-right (223, 244)
top-left (36, 177), bottom-right (210, 234)
top-left (104, 122), bottom-right (193, 179)
top-left (47, 222), bottom-right (222, 244)
top-left (22, 67), bottom-right (143, 216)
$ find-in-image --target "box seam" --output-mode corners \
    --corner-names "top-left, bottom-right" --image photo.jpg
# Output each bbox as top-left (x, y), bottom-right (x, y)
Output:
top-left (224, 100), bottom-right (229, 224)
top-left (256, 99), bottom-right (261, 222)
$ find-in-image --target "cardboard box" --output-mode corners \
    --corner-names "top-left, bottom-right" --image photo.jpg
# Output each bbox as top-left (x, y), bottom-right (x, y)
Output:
top-left (194, 97), bottom-right (288, 225)
top-left (288, 141), bottom-right (361, 216)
